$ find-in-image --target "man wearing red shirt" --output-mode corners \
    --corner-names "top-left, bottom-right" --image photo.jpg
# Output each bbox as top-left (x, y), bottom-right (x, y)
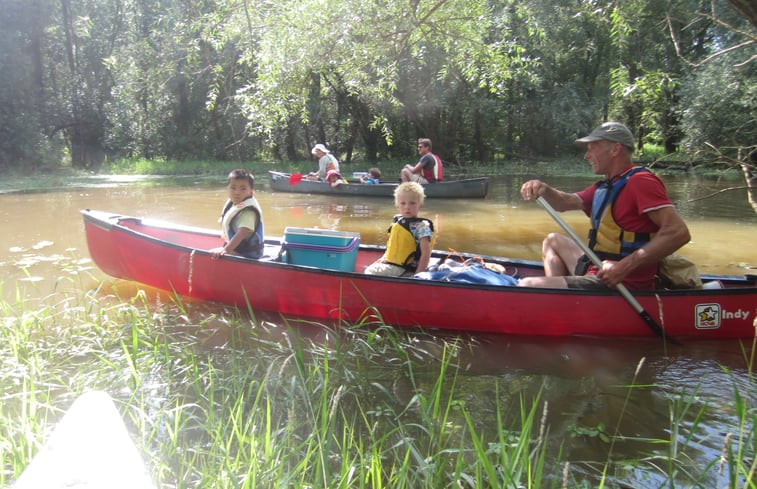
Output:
top-left (401, 138), bottom-right (443, 183)
top-left (519, 122), bottom-right (691, 290)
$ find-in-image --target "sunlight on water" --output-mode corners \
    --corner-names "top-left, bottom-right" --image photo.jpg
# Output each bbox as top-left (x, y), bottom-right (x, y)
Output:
top-left (0, 173), bottom-right (755, 304)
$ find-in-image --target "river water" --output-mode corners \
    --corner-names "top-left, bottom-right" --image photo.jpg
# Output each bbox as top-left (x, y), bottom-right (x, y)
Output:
top-left (2, 172), bottom-right (755, 294)
top-left (1, 171), bottom-right (756, 486)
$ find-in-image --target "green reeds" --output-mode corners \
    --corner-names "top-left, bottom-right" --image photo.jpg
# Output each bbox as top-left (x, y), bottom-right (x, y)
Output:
top-left (1, 284), bottom-right (755, 488)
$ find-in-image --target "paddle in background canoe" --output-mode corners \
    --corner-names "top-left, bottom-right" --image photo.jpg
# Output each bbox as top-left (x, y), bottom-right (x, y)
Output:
top-left (535, 196), bottom-right (676, 344)
top-left (289, 173), bottom-right (304, 185)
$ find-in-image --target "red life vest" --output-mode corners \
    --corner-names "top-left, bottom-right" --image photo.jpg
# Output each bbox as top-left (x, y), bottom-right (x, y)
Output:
top-left (424, 153), bottom-right (443, 182)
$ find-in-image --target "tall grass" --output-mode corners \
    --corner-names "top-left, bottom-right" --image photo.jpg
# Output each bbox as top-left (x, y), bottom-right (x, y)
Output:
top-left (1, 283), bottom-right (755, 488)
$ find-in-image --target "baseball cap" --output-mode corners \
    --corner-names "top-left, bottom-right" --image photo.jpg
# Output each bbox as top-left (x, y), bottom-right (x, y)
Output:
top-left (575, 122), bottom-right (635, 151)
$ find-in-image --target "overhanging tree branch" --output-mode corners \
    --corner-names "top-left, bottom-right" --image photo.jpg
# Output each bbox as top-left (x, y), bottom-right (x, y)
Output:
top-left (666, 1), bottom-right (756, 67)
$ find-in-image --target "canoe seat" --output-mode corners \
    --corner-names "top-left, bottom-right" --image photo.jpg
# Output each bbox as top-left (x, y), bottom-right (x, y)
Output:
top-left (263, 243), bottom-right (284, 261)
top-left (702, 279), bottom-right (724, 289)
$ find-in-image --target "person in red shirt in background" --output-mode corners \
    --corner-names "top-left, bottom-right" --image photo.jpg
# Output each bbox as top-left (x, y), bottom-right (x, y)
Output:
top-left (518, 122), bottom-right (691, 291)
top-left (400, 138), bottom-right (443, 184)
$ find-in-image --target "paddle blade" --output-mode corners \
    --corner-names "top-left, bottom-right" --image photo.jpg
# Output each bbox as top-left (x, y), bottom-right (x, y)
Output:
top-left (289, 173), bottom-right (303, 185)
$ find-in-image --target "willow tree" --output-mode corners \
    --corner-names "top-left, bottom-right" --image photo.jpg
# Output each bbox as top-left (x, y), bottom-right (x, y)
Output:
top-left (0, 0), bottom-right (118, 170)
top-left (231, 0), bottom-right (533, 163)
top-left (669, 0), bottom-right (755, 208)
top-left (102, 0), bottom-right (262, 162)
top-left (0, 0), bottom-right (58, 171)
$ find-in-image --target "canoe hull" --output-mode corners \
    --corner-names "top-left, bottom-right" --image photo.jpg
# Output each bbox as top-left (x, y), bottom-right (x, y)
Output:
top-left (268, 171), bottom-right (489, 198)
top-left (82, 210), bottom-right (757, 339)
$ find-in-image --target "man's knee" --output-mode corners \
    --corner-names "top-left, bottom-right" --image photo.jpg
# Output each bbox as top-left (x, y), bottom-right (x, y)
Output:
top-left (541, 232), bottom-right (564, 259)
top-left (542, 232), bottom-right (566, 250)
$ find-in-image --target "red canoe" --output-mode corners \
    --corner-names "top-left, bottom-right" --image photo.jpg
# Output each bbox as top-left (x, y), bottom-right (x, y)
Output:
top-left (81, 209), bottom-right (757, 339)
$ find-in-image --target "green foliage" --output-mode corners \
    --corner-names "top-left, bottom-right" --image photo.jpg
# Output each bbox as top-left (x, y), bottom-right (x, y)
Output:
top-left (0, 0), bottom-right (754, 169)
top-left (678, 55), bottom-right (757, 156)
top-left (639, 143), bottom-right (668, 161)
top-left (0, 0), bottom-right (63, 171)
top-left (568, 422), bottom-right (611, 443)
top-left (104, 158), bottom-right (222, 175)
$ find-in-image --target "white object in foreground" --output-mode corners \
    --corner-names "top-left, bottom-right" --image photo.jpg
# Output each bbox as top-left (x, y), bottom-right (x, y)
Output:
top-left (13, 390), bottom-right (155, 489)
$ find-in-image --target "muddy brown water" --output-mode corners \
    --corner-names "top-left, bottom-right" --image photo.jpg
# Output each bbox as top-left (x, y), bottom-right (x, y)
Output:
top-left (1, 172), bottom-right (756, 487)
top-left (2, 172), bottom-right (755, 294)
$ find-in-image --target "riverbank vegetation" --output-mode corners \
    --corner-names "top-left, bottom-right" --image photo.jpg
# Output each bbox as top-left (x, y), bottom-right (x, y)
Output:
top-left (1, 0), bottom-right (754, 176)
top-left (1, 278), bottom-right (755, 488)
top-left (1, 147), bottom-right (748, 196)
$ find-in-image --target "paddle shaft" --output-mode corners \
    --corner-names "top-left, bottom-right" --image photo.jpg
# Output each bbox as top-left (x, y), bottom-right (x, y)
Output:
top-left (535, 196), bottom-right (669, 340)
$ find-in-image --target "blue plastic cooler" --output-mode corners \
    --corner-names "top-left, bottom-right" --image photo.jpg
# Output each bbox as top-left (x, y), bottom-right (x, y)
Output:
top-left (283, 227), bottom-right (360, 272)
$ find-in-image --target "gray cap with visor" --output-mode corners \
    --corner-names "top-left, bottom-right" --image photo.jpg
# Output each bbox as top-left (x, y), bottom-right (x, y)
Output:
top-left (575, 122), bottom-right (635, 152)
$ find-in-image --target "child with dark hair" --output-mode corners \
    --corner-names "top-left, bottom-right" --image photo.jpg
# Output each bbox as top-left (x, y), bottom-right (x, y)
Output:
top-left (210, 169), bottom-right (265, 259)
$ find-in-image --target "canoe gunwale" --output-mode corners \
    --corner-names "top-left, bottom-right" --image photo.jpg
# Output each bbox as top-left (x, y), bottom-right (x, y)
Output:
top-left (82, 209), bottom-right (757, 295)
top-left (81, 209), bottom-right (757, 338)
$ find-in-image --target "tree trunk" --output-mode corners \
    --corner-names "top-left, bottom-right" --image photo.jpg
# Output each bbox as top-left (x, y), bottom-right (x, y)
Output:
top-left (308, 72), bottom-right (326, 146)
top-left (472, 107), bottom-right (488, 162)
top-left (741, 147), bottom-right (757, 213)
top-left (285, 122), bottom-right (298, 161)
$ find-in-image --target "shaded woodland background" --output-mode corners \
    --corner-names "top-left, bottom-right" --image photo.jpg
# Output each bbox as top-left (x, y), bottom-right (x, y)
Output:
top-left (0, 0), bottom-right (754, 171)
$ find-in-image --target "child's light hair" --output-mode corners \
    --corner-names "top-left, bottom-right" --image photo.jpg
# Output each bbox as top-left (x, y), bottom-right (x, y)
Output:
top-left (394, 181), bottom-right (425, 205)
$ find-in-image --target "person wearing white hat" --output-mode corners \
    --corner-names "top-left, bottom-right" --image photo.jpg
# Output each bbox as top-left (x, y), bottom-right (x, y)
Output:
top-left (306, 143), bottom-right (340, 181)
top-left (518, 122), bottom-right (691, 291)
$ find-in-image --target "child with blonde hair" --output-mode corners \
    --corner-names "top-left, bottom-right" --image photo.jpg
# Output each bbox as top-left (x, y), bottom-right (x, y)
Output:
top-left (364, 181), bottom-right (434, 277)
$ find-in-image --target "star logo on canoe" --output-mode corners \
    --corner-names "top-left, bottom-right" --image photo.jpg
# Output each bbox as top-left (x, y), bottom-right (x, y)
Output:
top-left (695, 303), bottom-right (721, 330)
top-left (698, 307), bottom-right (717, 322)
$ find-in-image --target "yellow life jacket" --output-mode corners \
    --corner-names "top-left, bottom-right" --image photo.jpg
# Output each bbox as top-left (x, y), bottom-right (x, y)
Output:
top-left (589, 167), bottom-right (654, 260)
top-left (382, 216), bottom-right (435, 271)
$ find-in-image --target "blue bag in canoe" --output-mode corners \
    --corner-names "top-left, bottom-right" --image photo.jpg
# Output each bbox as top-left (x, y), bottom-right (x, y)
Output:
top-left (414, 257), bottom-right (518, 286)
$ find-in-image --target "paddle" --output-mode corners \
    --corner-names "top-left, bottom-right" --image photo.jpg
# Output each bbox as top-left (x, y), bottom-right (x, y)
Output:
top-left (535, 196), bottom-right (672, 342)
top-left (289, 173), bottom-right (303, 185)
